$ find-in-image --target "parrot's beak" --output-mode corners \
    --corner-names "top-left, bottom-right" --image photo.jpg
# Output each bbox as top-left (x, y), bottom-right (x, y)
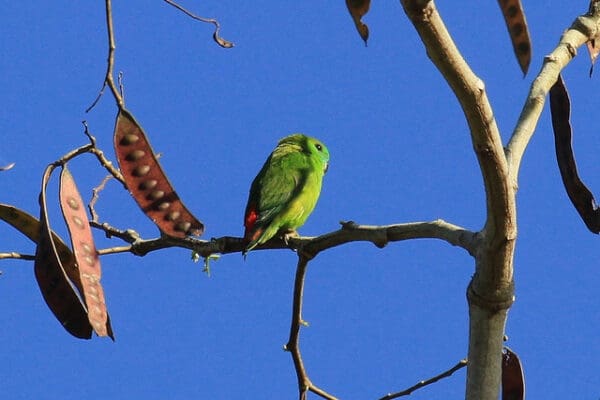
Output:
top-left (324, 162), bottom-right (329, 174)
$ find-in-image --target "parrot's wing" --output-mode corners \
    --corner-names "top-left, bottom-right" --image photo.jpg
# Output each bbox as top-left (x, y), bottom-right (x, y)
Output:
top-left (247, 152), bottom-right (308, 229)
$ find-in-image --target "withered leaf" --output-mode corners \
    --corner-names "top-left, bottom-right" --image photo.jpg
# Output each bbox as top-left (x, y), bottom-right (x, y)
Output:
top-left (213, 31), bottom-right (234, 48)
top-left (113, 108), bottom-right (204, 238)
top-left (59, 167), bottom-right (114, 339)
top-left (497, 0), bottom-right (532, 75)
top-left (34, 165), bottom-right (93, 339)
top-left (346, 0), bottom-right (370, 45)
top-left (550, 74), bottom-right (600, 233)
top-left (502, 347), bottom-right (525, 400)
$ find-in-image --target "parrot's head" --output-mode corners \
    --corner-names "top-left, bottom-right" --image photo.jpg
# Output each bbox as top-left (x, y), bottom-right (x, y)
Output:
top-left (304, 136), bottom-right (329, 174)
top-left (278, 134), bottom-right (330, 174)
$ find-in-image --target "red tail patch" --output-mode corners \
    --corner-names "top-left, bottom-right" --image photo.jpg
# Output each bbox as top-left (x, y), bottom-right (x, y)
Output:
top-left (244, 205), bottom-right (259, 239)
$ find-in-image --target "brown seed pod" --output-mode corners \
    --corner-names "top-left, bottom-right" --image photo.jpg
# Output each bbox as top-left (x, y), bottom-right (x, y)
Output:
top-left (346, 0), bottom-right (370, 45)
top-left (34, 165), bottom-right (93, 339)
top-left (60, 167), bottom-right (114, 339)
top-left (498, 0), bottom-right (532, 75)
top-left (113, 108), bottom-right (204, 238)
top-left (502, 347), bottom-right (525, 400)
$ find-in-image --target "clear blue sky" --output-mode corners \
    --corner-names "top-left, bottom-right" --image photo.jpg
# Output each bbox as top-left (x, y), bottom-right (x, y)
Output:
top-left (1, 2), bottom-right (599, 399)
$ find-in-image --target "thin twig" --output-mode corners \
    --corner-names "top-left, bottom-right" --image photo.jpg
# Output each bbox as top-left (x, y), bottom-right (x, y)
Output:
top-left (0, 252), bottom-right (36, 261)
top-left (284, 255), bottom-right (338, 400)
top-left (86, 0), bottom-right (124, 112)
top-left (163, 0), bottom-right (234, 48)
top-left (88, 174), bottom-right (114, 222)
top-left (82, 121), bottom-right (124, 183)
top-left (0, 162), bottom-right (16, 171)
top-left (379, 359), bottom-right (468, 400)
top-left (506, 9), bottom-right (600, 184)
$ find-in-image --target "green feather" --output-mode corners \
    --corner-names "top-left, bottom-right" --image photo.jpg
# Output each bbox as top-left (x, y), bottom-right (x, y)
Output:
top-left (243, 134), bottom-right (329, 254)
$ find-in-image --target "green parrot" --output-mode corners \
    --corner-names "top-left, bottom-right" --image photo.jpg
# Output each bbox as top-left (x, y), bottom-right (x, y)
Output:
top-left (243, 134), bottom-right (329, 255)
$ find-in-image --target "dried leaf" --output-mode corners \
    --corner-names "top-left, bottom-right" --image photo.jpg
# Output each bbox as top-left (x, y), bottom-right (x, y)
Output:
top-left (502, 347), bottom-right (525, 400)
top-left (497, 0), bottom-right (532, 75)
top-left (113, 108), bottom-right (204, 238)
top-left (60, 167), bottom-right (114, 339)
top-left (550, 74), bottom-right (600, 233)
top-left (34, 165), bottom-right (93, 339)
top-left (213, 31), bottom-right (234, 48)
top-left (346, 0), bottom-right (370, 45)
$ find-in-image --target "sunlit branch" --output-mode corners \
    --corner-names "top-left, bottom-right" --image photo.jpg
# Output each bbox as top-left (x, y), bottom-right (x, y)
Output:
top-left (400, 0), bottom-right (512, 243)
top-left (399, 2), bottom-right (516, 399)
top-left (90, 219), bottom-right (475, 259)
top-left (506, 8), bottom-right (600, 184)
top-left (0, 252), bottom-right (36, 261)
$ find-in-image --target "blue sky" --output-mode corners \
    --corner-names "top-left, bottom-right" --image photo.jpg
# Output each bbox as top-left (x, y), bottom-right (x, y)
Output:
top-left (1, 1), bottom-right (599, 399)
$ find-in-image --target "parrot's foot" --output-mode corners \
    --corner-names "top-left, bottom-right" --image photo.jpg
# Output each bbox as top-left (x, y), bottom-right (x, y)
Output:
top-left (281, 229), bottom-right (299, 245)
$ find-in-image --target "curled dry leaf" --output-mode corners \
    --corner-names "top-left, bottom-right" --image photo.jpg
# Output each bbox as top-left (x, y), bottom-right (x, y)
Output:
top-left (34, 165), bottom-right (93, 339)
top-left (346, 0), bottom-right (370, 45)
top-left (502, 347), bottom-right (525, 400)
top-left (213, 31), bottom-right (234, 48)
top-left (550, 74), bottom-right (600, 233)
top-left (113, 108), bottom-right (204, 238)
top-left (60, 167), bottom-right (114, 339)
top-left (497, 0), bottom-right (532, 75)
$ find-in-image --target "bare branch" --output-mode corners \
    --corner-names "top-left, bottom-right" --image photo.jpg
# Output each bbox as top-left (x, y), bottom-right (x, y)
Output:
top-left (299, 220), bottom-right (476, 258)
top-left (0, 252), bottom-right (36, 261)
top-left (400, 0), bottom-right (513, 245)
top-left (284, 255), bottom-right (338, 400)
top-left (399, 2), bottom-right (517, 399)
top-left (506, 8), bottom-right (600, 183)
top-left (88, 219), bottom-right (475, 260)
top-left (88, 174), bottom-right (114, 222)
top-left (379, 359), bottom-right (468, 399)
top-left (0, 162), bottom-right (16, 171)
top-left (87, 0), bottom-right (124, 112)
top-left (82, 121), bottom-right (124, 183)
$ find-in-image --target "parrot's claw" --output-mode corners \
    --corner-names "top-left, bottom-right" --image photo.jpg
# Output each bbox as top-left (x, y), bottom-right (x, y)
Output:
top-left (282, 229), bottom-right (299, 246)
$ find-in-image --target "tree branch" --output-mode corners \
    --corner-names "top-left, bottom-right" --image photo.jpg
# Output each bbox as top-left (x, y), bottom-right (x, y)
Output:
top-left (88, 219), bottom-right (475, 260)
top-left (300, 220), bottom-right (476, 258)
top-left (87, 0), bottom-right (123, 112)
top-left (400, 0), bottom-right (513, 245)
top-left (379, 358), bottom-right (467, 399)
top-left (399, 2), bottom-right (517, 399)
top-left (506, 8), bottom-right (600, 183)
top-left (284, 255), bottom-right (338, 400)
top-left (0, 252), bottom-right (36, 261)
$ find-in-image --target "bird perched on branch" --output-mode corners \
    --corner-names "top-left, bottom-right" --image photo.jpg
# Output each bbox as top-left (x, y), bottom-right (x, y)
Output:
top-left (243, 134), bottom-right (329, 256)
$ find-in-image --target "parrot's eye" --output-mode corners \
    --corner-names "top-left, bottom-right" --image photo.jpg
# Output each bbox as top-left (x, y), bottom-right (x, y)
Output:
top-left (315, 143), bottom-right (323, 151)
